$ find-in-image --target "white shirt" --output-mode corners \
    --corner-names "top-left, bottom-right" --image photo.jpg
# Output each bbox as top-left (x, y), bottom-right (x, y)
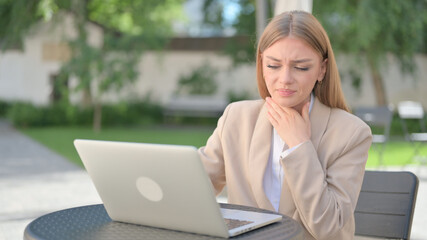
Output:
top-left (263, 94), bottom-right (314, 211)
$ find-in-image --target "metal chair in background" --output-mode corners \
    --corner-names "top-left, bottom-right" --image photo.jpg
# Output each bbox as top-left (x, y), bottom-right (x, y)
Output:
top-left (354, 106), bottom-right (394, 167)
top-left (398, 101), bottom-right (427, 167)
top-left (355, 171), bottom-right (419, 239)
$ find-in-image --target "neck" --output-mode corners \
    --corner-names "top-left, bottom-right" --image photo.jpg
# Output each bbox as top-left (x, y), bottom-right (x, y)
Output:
top-left (293, 95), bottom-right (311, 115)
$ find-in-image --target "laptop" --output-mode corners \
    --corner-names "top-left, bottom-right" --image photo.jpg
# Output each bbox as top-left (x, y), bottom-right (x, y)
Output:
top-left (74, 139), bottom-right (282, 238)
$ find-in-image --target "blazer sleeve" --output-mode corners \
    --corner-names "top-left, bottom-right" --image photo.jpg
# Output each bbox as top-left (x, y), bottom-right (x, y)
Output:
top-left (281, 122), bottom-right (372, 239)
top-left (197, 104), bottom-right (231, 195)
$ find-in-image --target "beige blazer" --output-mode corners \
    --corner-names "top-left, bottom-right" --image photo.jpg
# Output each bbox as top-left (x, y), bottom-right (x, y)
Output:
top-left (198, 97), bottom-right (372, 240)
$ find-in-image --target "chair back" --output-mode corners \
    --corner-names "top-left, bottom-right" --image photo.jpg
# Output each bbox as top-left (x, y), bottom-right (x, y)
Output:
top-left (398, 101), bottom-right (426, 138)
top-left (355, 171), bottom-right (419, 239)
top-left (354, 106), bottom-right (394, 143)
top-left (398, 101), bottom-right (424, 120)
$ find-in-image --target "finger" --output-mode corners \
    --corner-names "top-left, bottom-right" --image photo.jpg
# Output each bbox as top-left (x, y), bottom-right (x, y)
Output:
top-left (267, 111), bottom-right (279, 128)
top-left (266, 97), bottom-right (286, 117)
top-left (269, 97), bottom-right (298, 116)
top-left (267, 112), bottom-right (278, 125)
top-left (266, 98), bottom-right (280, 119)
top-left (267, 105), bottom-right (282, 123)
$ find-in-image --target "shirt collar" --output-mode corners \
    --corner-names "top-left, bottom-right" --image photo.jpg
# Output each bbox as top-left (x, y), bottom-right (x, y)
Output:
top-left (309, 92), bottom-right (314, 114)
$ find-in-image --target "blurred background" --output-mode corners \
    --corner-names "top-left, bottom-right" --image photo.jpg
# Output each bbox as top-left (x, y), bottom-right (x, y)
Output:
top-left (0, 0), bottom-right (426, 239)
top-left (0, 0), bottom-right (426, 167)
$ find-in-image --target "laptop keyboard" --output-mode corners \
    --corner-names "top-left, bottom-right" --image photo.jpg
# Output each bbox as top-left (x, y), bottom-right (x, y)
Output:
top-left (224, 218), bottom-right (254, 230)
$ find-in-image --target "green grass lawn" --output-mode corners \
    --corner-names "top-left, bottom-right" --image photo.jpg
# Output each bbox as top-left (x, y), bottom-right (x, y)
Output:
top-left (20, 126), bottom-right (214, 167)
top-left (367, 141), bottom-right (427, 167)
top-left (20, 126), bottom-right (427, 168)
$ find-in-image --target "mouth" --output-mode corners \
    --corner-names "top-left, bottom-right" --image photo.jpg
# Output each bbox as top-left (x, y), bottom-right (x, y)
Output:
top-left (276, 89), bottom-right (296, 97)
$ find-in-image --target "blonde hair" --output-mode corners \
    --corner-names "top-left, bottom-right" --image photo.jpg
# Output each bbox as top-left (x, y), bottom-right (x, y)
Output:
top-left (256, 11), bottom-right (349, 112)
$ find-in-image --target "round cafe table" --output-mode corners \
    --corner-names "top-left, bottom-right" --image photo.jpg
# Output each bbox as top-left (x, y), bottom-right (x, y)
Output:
top-left (24, 203), bottom-right (303, 240)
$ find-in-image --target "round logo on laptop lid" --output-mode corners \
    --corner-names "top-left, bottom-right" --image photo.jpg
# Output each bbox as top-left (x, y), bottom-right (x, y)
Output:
top-left (136, 176), bottom-right (164, 202)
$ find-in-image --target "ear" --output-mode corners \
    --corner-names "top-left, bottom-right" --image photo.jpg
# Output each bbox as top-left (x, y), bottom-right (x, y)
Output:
top-left (318, 58), bottom-right (328, 81)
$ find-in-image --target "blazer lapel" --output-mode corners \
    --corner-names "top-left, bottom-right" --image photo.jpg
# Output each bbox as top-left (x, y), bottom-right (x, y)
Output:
top-left (309, 97), bottom-right (331, 150)
top-left (278, 97), bottom-right (331, 214)
top-left (248, 102), bottom-right (275, 211)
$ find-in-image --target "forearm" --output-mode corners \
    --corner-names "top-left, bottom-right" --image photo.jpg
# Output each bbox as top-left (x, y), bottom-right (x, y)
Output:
top-left (198, 104), bottom-right (231, 195)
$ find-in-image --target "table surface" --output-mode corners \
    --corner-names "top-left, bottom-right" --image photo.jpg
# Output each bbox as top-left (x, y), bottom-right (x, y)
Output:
top-left (24, 203), bottom-right (303, 240)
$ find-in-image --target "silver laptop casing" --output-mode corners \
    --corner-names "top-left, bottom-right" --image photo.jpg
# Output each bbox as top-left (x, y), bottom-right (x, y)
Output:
top-left (74, 139), bottom-right (281, 238)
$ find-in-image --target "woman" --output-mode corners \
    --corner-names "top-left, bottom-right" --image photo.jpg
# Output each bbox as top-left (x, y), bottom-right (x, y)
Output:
top-left (198, 11), bottom-right (372, 240)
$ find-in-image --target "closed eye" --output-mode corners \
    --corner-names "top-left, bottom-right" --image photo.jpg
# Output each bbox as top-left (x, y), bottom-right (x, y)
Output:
top-left (267, 65), bottom-right (280, 69)
top-left (295, 67), bottom-right (309, 71)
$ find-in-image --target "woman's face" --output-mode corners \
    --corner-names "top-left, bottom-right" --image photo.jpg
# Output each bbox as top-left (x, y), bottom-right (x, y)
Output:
top-left (262, 37), bottom-right (326, 112)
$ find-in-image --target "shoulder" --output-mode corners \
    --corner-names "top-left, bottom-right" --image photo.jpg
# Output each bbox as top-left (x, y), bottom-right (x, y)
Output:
top-left (324, 107), bottom-right (373, 150)
top-left (217, 99), bottom-right (265, 132)
top-left (313, 98), bottom-right (370, 134)
top-left (315, 103), bottom-right (372, 160)
top-left (329, 108), bottom-right (371, 133)
top-left (313, 99), bottom-right (372, 146)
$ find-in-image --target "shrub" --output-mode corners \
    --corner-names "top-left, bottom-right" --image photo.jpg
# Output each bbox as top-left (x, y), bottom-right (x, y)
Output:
top-left (227, 90), bottom-right (253, 103)
top-left (0, 100), bottom-right (10, 117)
top-left (175, 63), bottom-right (218, 95)
top-left (7, 102), bottom-right (45, 127)
top-left (6, 100), bottom-right (164, 128)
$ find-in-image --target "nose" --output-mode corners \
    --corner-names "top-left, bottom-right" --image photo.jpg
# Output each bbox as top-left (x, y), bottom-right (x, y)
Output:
top-left (279, 66), bottom-right (293, 85)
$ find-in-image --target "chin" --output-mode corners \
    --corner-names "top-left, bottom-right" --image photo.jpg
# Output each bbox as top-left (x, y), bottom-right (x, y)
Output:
top-left (274, 98), bottom-right (296, 108)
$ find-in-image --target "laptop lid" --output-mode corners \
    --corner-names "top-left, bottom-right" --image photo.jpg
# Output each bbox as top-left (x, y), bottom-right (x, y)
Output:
top-left (74, 139), bottom-right (281, 238)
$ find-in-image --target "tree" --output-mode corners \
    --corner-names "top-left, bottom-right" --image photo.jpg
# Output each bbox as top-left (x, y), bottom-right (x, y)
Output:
top-left (201, 0), bottom-right (426, 106)
top-left (62, 0), bottom-right (184, 132)
top-left (0, 0), bottom-right (184, 131)
top-left (313, 0), bottom-right (426, 106)
top-left (202, 0), bottom-right (260, 64)
top-left (0, 0), bottom-right (40, 50)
